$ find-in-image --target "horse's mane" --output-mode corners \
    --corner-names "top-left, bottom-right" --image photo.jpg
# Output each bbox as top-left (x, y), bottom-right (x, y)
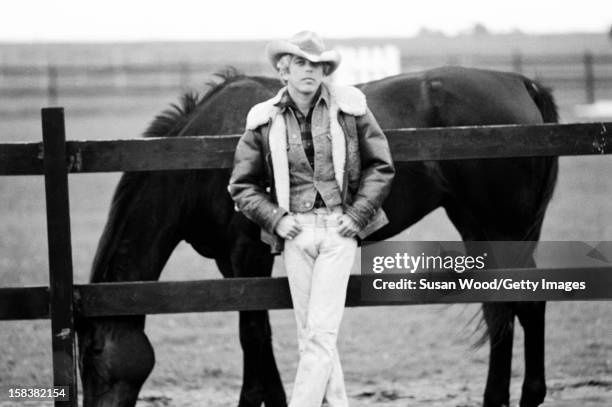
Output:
top-left (91, 67), bottom-right (273, 282)
top-left (143, 66), bottom-right (248, 138)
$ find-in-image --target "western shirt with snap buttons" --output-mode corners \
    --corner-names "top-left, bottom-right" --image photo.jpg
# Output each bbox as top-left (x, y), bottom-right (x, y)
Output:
top-left (276, 89), bottom-right (342, 212)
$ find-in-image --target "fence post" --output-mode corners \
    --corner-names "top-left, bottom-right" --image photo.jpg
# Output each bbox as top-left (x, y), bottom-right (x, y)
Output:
top-left (584, 51), bottom-right (595, 104)
top-left (47, 65), bottom-right (58, 106)
top-left (41, 108), bottom-right (78, 407)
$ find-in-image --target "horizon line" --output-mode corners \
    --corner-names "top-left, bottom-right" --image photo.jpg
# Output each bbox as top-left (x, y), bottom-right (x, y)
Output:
top-left (0, 29), bottom-right (608, 45)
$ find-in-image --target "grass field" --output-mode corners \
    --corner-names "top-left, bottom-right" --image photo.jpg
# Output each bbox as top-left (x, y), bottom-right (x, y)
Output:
top-left (1, 65), bottom-right (611, 404)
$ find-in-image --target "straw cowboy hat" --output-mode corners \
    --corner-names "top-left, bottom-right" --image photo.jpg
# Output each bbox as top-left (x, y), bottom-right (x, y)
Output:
top-left (266, 31), bottom-right (341, 75)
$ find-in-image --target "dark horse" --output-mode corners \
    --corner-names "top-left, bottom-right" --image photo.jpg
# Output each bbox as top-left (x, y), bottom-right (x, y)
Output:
top-left (77, 66), bottom-right (558, 407)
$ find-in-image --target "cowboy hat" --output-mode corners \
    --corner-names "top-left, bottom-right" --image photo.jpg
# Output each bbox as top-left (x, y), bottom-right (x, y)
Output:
top-left (266, 31), bottom-right (341, 75)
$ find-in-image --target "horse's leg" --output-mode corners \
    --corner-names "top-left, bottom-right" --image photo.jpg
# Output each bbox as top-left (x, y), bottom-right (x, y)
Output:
top-left (226, 224), bottom-right (287, 407)
top-left (484, 271), bottom-right (546, 407)
top-left (444, 208), bottom-right (516, 407)
top-left (482, 303), bottom-right (515, 407)
top-left (507, 248), bottom-right (546, 407)
top-left (471, 242), bottom-right (516, 407)
top-left (462, 240), bottom-right (545, 407)
top-left (475, 244), bottom-right (544, 407)
top-left (507, 222), bottom-right (547, 407)
top-left (237, 311), bottom-right (285, 407)
top-left (482, 242), bottom-right (546, 407)
top-left (515, 301), bottom-right (547, 407)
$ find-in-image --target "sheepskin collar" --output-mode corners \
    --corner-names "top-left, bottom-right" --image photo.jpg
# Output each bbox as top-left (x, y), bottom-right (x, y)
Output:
top-left (246, 83), bottom-right (366, 130)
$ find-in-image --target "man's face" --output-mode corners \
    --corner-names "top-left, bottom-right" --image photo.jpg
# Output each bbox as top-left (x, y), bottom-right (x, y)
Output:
top-left (282, 56), bottom-right (325, 96)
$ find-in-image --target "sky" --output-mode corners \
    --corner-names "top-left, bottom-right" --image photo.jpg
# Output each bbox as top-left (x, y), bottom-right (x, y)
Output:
top-left (1, 0), bottom-right (610, 42)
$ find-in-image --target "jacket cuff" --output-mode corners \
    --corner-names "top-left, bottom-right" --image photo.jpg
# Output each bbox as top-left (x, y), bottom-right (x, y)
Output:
top-left (345, 202), bottom-right (375, 229)
top-left (266, 207), bottom-right (289, 235)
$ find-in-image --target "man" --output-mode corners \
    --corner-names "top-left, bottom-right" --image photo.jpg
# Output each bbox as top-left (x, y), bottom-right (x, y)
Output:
top-left (228, 31), bottom-right (394, 407)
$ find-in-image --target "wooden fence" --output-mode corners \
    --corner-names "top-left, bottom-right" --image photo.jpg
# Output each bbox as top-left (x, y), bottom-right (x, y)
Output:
top-left (0, 109), bottom-right (611, 406)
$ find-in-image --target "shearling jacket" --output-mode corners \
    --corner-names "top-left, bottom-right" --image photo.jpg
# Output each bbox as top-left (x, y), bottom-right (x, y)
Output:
top-left (228, 83), bottom-right (395, 254)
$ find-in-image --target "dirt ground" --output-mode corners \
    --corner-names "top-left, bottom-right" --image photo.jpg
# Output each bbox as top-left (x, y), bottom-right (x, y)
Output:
top-left (125, 300), bottom-right (611, 407)
top-left (1, 300), bottom-right (610, 406)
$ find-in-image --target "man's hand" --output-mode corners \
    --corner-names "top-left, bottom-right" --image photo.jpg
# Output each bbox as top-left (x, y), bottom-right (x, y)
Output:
top-left (338, 214), bottom-right (361, 238)
top-left (275, 215), bottom-right (302, 240)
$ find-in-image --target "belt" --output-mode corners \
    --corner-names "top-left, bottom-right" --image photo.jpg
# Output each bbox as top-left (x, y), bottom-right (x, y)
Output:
top-left (293, 206), bottom-right (343, 227)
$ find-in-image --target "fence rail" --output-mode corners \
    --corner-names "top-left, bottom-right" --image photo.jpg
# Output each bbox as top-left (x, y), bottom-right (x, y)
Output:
top-left (1, 122), bottom-right (611, 176)
top-left (2, 267), bottom-right (610, 323)
top-left (1, 109), bottom-right (612, 406)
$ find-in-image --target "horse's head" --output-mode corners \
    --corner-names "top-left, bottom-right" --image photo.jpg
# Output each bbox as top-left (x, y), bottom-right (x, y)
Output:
top-left (77, 317), bottom-right (154, 406)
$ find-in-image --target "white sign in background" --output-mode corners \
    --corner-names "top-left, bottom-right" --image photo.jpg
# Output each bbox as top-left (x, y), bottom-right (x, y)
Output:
top-left (331, 45), bottom-right (401, 85)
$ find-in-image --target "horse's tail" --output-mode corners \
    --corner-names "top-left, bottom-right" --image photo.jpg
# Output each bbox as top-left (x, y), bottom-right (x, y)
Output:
top-left (524, 78), bottom-right (559, 241)
top-left (524, 78), bottom-right (559, 124)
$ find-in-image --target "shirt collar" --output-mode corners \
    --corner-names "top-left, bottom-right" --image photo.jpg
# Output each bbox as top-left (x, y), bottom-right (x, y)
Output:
top-left (274, 84), bottom-right (329, 111)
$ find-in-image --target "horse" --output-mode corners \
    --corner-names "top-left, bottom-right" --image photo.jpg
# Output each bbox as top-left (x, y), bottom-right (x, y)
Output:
top-left (76, 66), bottom-right (558, 407)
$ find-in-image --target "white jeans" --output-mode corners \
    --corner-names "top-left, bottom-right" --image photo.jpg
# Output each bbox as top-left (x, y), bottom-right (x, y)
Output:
top-left (283, 207), bottom-right (357, 407)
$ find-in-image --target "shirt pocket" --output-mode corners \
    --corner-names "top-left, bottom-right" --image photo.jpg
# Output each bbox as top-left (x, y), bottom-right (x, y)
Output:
top-left (288, 130), bottom-right (302, 147)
